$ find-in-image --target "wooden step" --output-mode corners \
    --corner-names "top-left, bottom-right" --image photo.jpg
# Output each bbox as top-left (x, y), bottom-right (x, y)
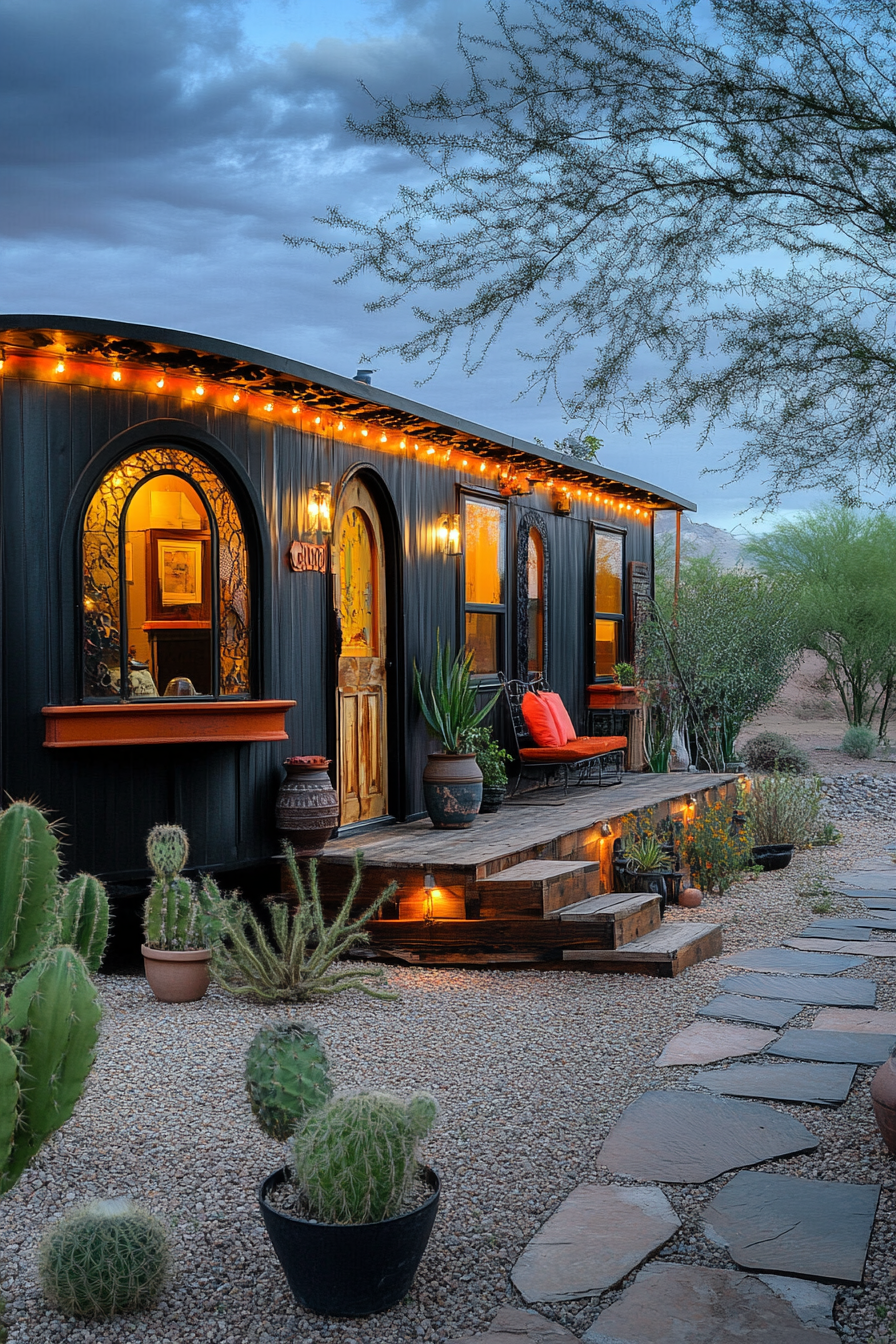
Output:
top-left (548, 891), bottom-right (661, 948)
top-left (476, 859), bottom-right (602, 918)
top-left (562, 921), bottom-right (723, 978)
top-left (366, 915), bottom-right (619, 954)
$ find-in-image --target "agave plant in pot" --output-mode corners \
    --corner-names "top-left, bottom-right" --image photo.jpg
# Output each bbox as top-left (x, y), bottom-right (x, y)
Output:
top-left (248, 1021), bottom-right (440, 1316)
top-left (413, 632), bottom-right (502, 828)
top-left (141, 824), bottom-right (220, 1003)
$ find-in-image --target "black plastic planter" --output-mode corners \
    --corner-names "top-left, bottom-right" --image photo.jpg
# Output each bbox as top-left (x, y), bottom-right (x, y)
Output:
top-left (752, 843), bottom-right (795, 872)
top-left (258, 1166), bottom-right (440, 1317)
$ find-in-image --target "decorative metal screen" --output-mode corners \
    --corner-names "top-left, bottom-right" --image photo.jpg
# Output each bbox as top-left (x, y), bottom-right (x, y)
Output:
top-left (82, 447), bottom-right (250, 698)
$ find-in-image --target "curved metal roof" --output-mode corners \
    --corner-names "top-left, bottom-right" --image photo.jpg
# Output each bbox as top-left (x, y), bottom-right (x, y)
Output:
top-left (0, 315), bottom-right (695, 510)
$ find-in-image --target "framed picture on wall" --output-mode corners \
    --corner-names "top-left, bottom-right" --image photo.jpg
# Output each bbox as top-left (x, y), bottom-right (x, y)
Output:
top-left (147, 530), bottom-right (211, 623)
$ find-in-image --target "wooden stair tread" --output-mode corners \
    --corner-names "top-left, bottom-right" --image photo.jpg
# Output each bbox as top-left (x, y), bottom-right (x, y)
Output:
top-left (550, 892), bottom-right (658, 921)
top-left (562, 921), bottom-right (722, 977)
top-left (478, 859), bottom-right (600, 885)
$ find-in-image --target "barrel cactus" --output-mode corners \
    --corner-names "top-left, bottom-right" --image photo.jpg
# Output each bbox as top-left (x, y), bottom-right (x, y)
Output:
top-left (245, 1020), bottom-right (332, 1140)
top-left (291, 1091), bottom-right (437, 1224)
top-left (143, 824), bottom-right (210, 951)
top-left (38, 1197), bottom-right (170, 1319)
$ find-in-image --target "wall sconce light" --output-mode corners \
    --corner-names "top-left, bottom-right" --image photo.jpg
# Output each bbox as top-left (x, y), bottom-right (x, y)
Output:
top-left (308, 481), bottom-right (332, 535)
top-left (436, 513), bottom-right (462, 555)
top-left (600, 822), bottom-right (612, 837)
top-left (552, 486), bottom-right (571, 515)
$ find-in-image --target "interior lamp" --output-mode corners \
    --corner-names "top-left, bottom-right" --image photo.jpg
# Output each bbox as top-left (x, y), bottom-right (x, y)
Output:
top-left (436, 513), bottom-right (462, 555)
top-left (308, 481), bottom-right (333, 535)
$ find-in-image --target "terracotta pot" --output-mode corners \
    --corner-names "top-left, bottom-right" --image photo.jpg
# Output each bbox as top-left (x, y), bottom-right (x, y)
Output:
top-left (870, 1048), bottom-right (896, 1154)
top-left (276, 759), bottom-right (340, 855)
top-left (679, 887), bottom-right (703, 908)
top-left (141, 945), bottom-right (211, 1003)
top-left (422, 753), bottom-right (483, 829)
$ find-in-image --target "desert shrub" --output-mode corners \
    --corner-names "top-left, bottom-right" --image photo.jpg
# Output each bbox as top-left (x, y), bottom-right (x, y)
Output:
top-left (743, 732), bottom-right (809, 774)
top-left (748, 772), bottom-right (823, 846)
top-left (841, 725), bottom-right (878, 759)
top-left (681, 801), bottom-right (753, 895)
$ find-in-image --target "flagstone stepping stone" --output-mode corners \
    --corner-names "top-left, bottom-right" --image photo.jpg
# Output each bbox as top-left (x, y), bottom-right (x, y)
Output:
top-left (798, 922), bottom-right (872, 941)
top-left (813, 1007), bottom-right (896, 1033)
top-left (656, 1021), bottom-right (778, 1066)
top-left (858, 897), bottom-right (896, 909)
top-left (598, 1090), bottom-right (818, 1183)
top-left (785, 938), bottom-right (896, 957)
top-left (703, 1171), bottom-right (880, 1282)
top-left (510, 1184), bottom-right (681, 1301)
top-left (447, 1306), bottom-right (579, 1344)
top-left (719, 972), bottom-right (876, 1006)
top-left (834, 872), bottom-right (896, 892)
top-left (764, 1028), bottom-right (896, 1065)
top-left (754, 1276), bottom-right (838, 1332)
top-left (809, 914), bottom-right (896, 930)
top-left (582, 1263), bottom-right (838, 1342)
top-left (719, 947), bottom-right (864, 974)
top-left (691, 1061), bottom-right (856, 1105)
top-left (697, 994), bottom-right (804, 1028)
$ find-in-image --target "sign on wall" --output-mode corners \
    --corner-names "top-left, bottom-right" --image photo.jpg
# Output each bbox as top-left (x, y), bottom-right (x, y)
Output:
top-left (288, 541), bottom-right (328, 574)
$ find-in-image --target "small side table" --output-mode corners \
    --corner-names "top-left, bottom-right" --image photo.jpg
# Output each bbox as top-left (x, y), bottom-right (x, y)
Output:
top-left (585, 685), bottom-right (645, 771)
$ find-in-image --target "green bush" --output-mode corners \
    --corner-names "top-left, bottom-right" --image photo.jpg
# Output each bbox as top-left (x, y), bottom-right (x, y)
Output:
top-left (841, 725), bottom-right (878, 759)
top-left (38, 1198), bottom-right (170, 1319)
top-left (461, 726), bottom-right (512, 787)
top-left (748, 772), bottom-right (823, 846)
top-left (743, 732), bottom-right (810, 774)
top-left (681, 800), bottom-right (753, 894)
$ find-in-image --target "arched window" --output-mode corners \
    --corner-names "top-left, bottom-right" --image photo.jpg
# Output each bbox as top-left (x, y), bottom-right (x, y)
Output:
top-left (82, 447), bottom-right (250, 700)
top-left (515, 511), bottom-right (549, 680)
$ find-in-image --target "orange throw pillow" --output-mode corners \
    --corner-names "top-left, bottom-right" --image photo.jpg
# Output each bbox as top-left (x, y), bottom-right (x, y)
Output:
top-left (521, 691), bottom-right (564, 747)
top-left (541, 691), bottom-right (577, 743)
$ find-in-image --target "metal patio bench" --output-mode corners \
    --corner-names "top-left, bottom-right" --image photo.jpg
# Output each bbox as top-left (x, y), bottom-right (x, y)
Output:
top-left (498, 674), bottom-right (627, 796)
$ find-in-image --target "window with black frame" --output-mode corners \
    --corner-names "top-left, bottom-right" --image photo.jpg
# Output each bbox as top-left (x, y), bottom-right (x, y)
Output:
top-left (463, 496), bottom-right (506, 675)
top-left (593, 529), bottom-right (624, 677)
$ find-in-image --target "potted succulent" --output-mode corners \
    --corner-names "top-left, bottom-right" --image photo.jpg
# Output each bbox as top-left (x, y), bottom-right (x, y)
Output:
top-left (413, 632), bottom-right (501, 828)
top-left (141, 824), bottom-right (219, 1003)
top-left (248, 1021), bottom-right (440, 1316)
top-left (462, 726), bottom-right (512, 813)
top-left (612, 660), bottom-right (636, 687)
top-left (622, 836), bottom-right (674, 898)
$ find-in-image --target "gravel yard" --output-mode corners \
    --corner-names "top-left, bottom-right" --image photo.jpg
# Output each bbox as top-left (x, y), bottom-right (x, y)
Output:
top-left (1, 779), bottom-right (895, 1344)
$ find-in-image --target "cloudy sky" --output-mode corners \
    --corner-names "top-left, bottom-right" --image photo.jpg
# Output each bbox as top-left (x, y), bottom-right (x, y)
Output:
top-left (1, 0), bottom-right (829, 530)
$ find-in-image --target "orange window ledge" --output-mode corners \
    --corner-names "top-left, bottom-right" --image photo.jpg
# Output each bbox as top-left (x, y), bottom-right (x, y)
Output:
top-left (43, 700), bottom-right (296, 748)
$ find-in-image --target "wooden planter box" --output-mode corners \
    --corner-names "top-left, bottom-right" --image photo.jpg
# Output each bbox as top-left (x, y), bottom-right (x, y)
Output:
top-left (43, 700), bottom-right (295, 748)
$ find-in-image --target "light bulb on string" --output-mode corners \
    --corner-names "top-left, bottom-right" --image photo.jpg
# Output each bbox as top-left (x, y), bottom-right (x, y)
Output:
top-left (315, 416), bottom-right (321, 425)
top-left (426, 446), bottom-right (435, 456)
top-left (337, 420), bottom-right (344, 431)
top-left (55, 358), bottom-right (66, 374)
top-left (232, 393), bottom-right (240, 404)
top-left (292, 404), bottom-right (299, 415)
top-left (361, 428), bottom-right (368, 437)
top-left (195, 384), bottom-right (205, 396)
top-left (264, 402), bottom-right (273, 412)
top-left (155, 375), bottom-right (165, 390)
top-left (111, 363), bottom-right (122, 383)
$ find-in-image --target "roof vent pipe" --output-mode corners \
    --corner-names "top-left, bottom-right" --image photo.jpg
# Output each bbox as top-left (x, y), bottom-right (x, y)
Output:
top-left (353, 368), bottom-right (373, 385)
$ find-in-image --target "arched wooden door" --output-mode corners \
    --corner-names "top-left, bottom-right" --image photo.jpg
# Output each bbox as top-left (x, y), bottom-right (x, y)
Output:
top-left (334, 478), bottom-right (388, 826)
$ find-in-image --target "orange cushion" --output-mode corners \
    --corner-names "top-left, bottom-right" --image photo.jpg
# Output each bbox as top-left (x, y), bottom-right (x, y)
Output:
top-left (541, 691), bottom-right (577, 743)
top-left (520, 736), bottom-right (627, 762)
top-left (521, 691), bottom-right (564, 747)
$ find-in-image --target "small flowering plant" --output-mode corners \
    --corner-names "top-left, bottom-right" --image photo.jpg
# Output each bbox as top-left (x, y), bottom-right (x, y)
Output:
top-left (682, 800), bottom-right (753, 895)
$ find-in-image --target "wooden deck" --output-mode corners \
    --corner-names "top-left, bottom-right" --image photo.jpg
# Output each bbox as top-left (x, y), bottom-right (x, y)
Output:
top-left (302, 772), bottom-right (735, 975)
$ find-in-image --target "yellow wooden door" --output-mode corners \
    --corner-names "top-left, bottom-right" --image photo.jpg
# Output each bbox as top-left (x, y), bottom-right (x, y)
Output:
top-left (335, 479), bottom-right (388, 825)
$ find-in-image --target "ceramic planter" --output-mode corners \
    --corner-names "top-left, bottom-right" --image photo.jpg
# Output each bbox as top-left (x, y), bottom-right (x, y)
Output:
top-left (752, 843), bottom-right (795, 872)
top-left (258, 1166), bottom-right (440, 1316)
top-left (479, 784), bottom-right (506, 814)
top-left (871, 1049), bottom-right (896, 1154)
top-left (422, 753), bottom-right (483, 829)
top-left (141, 945), bottom-right (211, 1003)
top-left (276, 757), bottom-right (339, 855)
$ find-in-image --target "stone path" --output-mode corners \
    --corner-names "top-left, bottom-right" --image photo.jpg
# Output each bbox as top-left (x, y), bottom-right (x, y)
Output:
top-left (503, 855), bottom-right (893, 1340)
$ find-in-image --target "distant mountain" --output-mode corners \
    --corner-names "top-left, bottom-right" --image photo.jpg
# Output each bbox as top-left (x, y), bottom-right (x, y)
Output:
top-left (654, 511), bottom-right (750, 569)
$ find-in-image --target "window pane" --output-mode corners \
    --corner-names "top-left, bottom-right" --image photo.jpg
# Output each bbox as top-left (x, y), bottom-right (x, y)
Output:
top-left (594, 533), bottom-right (623, 614)
top-left (527, 529), bottom-right (544, 674)
top-left (594, 618), bottom-right (619, 677)
top-left (465, 500), bottom-right (505, 605)
top-left (339, 507), bottom-right (378, 656)
top-left (466, 611), bottom-right (499, 675)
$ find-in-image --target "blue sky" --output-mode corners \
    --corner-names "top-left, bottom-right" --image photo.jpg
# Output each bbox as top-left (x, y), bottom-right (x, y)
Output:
top-left (0, 0), bottom-right (830, 531)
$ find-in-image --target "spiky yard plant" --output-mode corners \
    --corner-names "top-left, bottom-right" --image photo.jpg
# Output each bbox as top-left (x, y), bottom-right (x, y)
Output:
top-left (413, 630), bottom-right (501, 754)
top-left (623, 837), bottom-right (672, 874)
top-left (142, 824), bottom-right (218, 951)
top-left (291, 1091), bottom-right (437, 1224)
top-left (245, 1020), bottom-right (333, 1139)
top-left (38, 1197), bottom-right (170, 1319)
top-left (210, 848), bottom-right (397, 1002)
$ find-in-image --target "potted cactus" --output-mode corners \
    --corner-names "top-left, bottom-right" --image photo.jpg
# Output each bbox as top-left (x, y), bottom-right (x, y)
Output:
top-left (141, 824), bottom-right (220, 1003)
top-left (246, 1021), bottom-right (440, 1316)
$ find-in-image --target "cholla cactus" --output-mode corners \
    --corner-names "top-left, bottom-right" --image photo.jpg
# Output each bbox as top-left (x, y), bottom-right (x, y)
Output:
top-left (38, 1197), bottom-right (170, 1319)
top-left (143, 824), bottom-right (211, 951)
top-left (291, 1091), bottom-right (437, 1224)
top-left (245, 1020), bottom-right (332, 1140)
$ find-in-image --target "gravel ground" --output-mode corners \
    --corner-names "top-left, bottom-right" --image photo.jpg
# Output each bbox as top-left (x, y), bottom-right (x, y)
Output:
top-left (1, 778), bottom-right (895, 1344)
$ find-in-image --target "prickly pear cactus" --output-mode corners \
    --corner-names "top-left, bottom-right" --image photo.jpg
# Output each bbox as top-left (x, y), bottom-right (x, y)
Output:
top-left (0, 801), bottom-right (61, 971)
top-left (58, 875), bottom-right (110, 975)
top-left (245, 1021), bottom-right (332, 1140)
top-left (291, 1090), bottom-right (437, 1224)
top-left (1, 946), bottom-right (102, 1194)
top-left (146, 824), bottom-right (189, 879)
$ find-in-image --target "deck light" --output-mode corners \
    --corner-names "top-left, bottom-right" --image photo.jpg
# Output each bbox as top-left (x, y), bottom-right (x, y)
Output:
top-left (423, 871), bottom-right (440, 916)
top-left (308, 481), bottom-right (332, 535)
top-left (600, 822), bottom-right (612, 837)
top-left (437, 513), bottom-right (462, 555)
